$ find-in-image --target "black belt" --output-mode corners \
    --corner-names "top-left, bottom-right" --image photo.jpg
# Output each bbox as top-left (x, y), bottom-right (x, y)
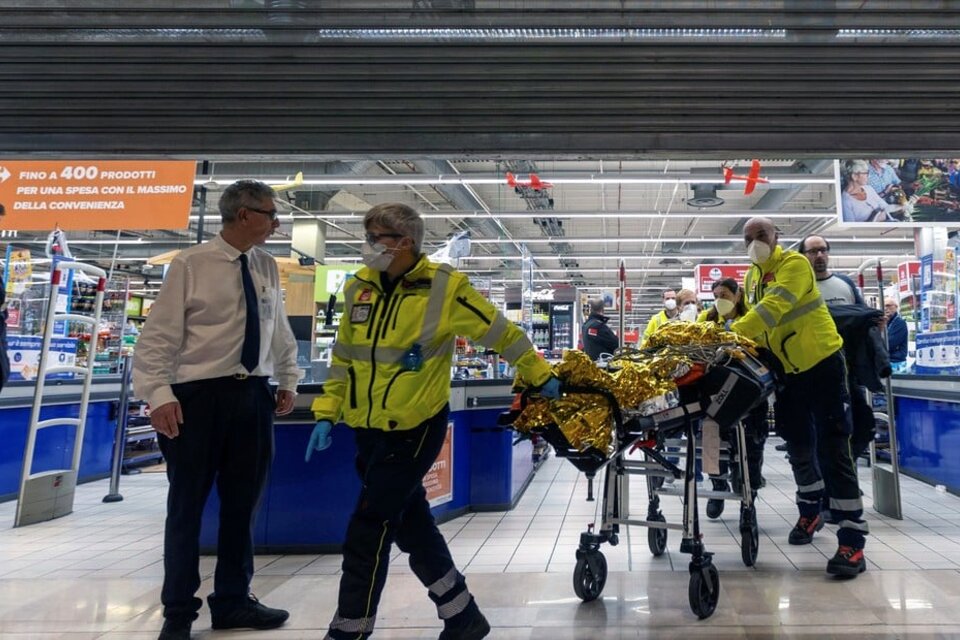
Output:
top-left (219, 373), bottom-right (269, 382)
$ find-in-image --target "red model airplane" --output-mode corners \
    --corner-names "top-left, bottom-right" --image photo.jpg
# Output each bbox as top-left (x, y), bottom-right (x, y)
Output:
top-left (506, 172), bottom-right (553, 192)
top-left (723, 159), bottom-right (769, 195)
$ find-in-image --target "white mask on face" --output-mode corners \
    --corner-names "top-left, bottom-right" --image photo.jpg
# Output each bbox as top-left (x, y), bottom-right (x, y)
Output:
top-left (361, 242), bottom-right (395, 271)
top-left (679, 304), bottom-right (698, 322)
top-left (747, 239), bottom-right (772, 264)
top-left (714, 298), bottom-right (736, 318)
top-left (664, 298), bottom-right (677, 311)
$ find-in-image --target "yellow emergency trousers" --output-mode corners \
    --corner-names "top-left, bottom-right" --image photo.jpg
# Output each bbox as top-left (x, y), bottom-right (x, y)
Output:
top-left (731, 246), bottom-right (842, 375)
top-left (311, 255), bottom-right (551, 431)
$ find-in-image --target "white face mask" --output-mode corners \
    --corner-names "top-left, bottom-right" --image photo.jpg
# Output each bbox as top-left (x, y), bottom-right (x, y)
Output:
top-left (664, 298), bottom-right (677, 311)
top-left (679, 304), bottom-right (698, 322)
top-left (714, 298), bottom-right (736, 318)
top-left (747, 239), bottom-right (772, 264)
top-left (361, 242), bottom-right (395, 271)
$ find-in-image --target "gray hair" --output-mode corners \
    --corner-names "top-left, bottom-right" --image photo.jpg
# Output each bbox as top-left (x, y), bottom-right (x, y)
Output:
top-left (589, 298), bottom-right (605, 314)
top-left (845, 160), bottom-right (869, 176)
top-left (364, 203), bottom-right (425, 253)
top-left (219, 180), bottom-right (276, 223)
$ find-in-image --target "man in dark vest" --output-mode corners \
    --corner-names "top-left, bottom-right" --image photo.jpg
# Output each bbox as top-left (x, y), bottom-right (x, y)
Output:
top-left (581, 298), bottom-right (619, 359)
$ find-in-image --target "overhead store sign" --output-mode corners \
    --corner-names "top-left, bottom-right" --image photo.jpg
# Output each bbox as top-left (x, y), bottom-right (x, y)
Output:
top-left (0, 160), bottom-right (196, 230)
top-left (694, 264), bottom-right (751, 297)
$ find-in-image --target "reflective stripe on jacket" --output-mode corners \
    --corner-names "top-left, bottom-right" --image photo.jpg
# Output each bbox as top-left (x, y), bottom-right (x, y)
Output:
top-left (731, 245), bottom-right (843, 374)
top-left (311, 255), bottom-right (551, 431)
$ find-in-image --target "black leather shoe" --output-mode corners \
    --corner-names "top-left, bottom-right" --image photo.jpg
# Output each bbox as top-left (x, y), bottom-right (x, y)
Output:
top-left (210, 595), bottom-right (289, 630)
top-left (158, 619), bottom-right (191, 640)
top-left (438, 611), bottom-right (491, 640)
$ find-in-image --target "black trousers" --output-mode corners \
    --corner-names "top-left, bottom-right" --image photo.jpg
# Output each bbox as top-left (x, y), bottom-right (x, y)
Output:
top-left (848, 379), bottom-right (877, 461)
top-left (777, 351), bottom-right (869, 548)
top-left (328, 405), bottom-right (475, 639)
top-left (157, 376), bottom-right (275, 622)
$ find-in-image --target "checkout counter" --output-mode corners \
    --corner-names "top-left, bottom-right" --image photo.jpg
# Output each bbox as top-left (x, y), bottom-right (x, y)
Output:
top-left (891, 374), bottom-right (960, 495)
top-left (0, 377), bottom-right (121, 502)
top-left (199, 378), bottom-right (538, 553)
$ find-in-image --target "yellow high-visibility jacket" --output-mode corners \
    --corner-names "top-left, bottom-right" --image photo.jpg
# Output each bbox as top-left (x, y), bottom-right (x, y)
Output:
top-left (642, 309), bottom-right (677, 345)
top-left (311, 256), bottom-right (551, 431)
top-left (731, 245), bottom-right (842, 374)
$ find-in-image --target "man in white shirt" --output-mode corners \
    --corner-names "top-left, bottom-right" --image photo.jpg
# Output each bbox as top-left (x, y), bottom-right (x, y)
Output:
top-left (134, 180), bottom-right (300, 640)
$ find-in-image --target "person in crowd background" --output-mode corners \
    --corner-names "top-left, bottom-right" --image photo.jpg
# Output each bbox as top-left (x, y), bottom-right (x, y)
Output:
top-left (133, 180), bottom-right (300, 640)
top-left (582, 298), bottom-right (619, 360)
top-left (698, 278), bottom-right (768, 519)
top-left (642, 289), bottom-right (678, 343)
top-left (885, 297), bottom-right (909, 370)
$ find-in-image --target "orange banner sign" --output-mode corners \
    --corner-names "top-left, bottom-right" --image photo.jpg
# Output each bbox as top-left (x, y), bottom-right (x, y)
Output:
top-left (0, 160), bottom-right (196, 230)
top-left (424, 422), bottom-right (454, 507)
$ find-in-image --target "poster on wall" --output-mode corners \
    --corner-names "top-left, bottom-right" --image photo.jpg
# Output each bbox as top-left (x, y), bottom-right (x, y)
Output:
top-left (835, 158), bottom-right (960, 226)
top-left (424, 422), bottom-right (454, 508)
top-left (3, 246), bottom-right (32, 295)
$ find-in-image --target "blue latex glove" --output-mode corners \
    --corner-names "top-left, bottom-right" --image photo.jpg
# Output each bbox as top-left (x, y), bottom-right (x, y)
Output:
top-left (539, 377), bottom-right (562, 399)
top-left (724, 319), bottom-right (734, 331)
top-left (305, 420), bottom-right (333, 461)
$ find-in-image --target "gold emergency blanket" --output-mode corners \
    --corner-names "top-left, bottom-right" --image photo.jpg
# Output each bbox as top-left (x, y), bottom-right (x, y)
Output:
top-left (513, 322), bottom-right (757, 455)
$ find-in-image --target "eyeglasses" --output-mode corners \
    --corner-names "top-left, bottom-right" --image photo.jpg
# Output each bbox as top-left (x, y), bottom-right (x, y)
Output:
top-left (365, 232), bottom-right (403, 245)
top-left (244, 205), bottom-right (278, 221)
top-left (804, 247), bottom-right (829, 256)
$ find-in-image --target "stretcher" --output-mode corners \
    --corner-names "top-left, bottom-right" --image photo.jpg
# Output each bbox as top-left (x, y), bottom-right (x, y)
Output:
top-left (502, 345), bottom-right (775, 619)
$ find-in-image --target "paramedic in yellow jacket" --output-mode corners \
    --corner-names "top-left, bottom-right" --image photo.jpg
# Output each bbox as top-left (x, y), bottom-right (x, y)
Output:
top-left (306, 203), bottom-right (560, 640)
top-left (642, 289), bottom-right (678, 343)
top-left (730, 217), bottom-right (868, 579)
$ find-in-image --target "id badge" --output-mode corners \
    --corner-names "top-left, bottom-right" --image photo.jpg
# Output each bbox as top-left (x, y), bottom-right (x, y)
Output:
top-left (351, 303), bottom-right (372, 323)
top-left (259, 287), bottom-right (276, 320)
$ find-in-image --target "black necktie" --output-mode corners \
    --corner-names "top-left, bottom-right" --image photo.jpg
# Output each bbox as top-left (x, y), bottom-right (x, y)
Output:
top-left (239, 253), bottom-right (260, 372)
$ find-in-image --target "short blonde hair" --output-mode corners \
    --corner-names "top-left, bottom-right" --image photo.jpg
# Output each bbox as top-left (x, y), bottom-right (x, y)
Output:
top-left (677, 288), bottom-right (697, 307)
top-left (364, 203), bottom-right (425, 253)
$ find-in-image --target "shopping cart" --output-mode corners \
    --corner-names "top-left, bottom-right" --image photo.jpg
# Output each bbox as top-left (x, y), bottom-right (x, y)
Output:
top-left (502, 345), bottom-right (775, 619)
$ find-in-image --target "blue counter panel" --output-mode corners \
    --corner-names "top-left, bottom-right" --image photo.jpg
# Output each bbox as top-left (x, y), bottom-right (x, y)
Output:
top-left (201, 416), bottom-right (475, 553)
top-left (0, 402), bottom-right (116, 500)
top-left (895, 396), bottom-right (960, 493)
top-left (469, 407), bottom-right (534, 511)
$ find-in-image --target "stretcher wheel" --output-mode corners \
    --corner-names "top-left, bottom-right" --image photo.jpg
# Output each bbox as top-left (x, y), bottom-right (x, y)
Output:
top-left (647, 513), bottom-right (667, 557)
top-left (688, 562), bottom-right (720, 619)
top-left (740, 507), bottom-right (759, 567)
top-left (573, 552), bottom-right (607, 602)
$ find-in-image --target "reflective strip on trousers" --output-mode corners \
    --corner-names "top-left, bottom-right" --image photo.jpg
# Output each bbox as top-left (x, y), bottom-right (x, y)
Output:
top-left (837, 519), bottom-right (870, 533)
top-left (330, 611), bottom-right (377, 634)
top-left (829, 496), bottom-right (864, 512)
top-left (755, 304), bottom-right (777, 328)
top-left (417, 265), bottom-right (453, 346)
top-left (427, 567), bottom-right (459, 598)
top-left (437, 589), bottom-right (472, 619)
top-left (780, 295), bottom-right (825, 325)
top-left (501, 333), bottom-right (535, 362)
top-left (797, 479), bottom-right (825, 493)
top-left (766, 285), bottom-right (798, 305)
top-left (476, 313), bottom-right (510, 350)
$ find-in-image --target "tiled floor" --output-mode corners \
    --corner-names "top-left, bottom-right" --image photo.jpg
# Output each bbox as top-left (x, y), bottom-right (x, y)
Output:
top-left (2, 439), bottom-right (960, 638)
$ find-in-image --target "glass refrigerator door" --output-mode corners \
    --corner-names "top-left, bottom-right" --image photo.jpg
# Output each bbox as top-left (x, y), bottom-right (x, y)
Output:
top-left (550, 303), bottom-right (574, 351)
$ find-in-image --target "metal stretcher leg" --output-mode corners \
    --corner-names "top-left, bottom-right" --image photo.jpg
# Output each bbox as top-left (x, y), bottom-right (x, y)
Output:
top-left (681, 419), bottom-right (720, 619)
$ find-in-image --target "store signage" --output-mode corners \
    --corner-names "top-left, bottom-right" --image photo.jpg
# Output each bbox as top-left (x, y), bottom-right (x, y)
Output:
top-left (5, 298), bottom-right (21, 328)
top-left (424, 422), bottom-right (454, 507)
top-left (313, 265), bottom-right (360, 302)
top-left (532, 288), bottom-right (556, 301)
top-left (897, 261), bottom-right (920, 296)
top-left (0, 160), bottom-right (196, 230)
top-left (835, 158), bottom-right (960, 227)
top-left (694, 264), bottom-right (751, 297)
top-left (126, 295), bottom-right (143, 317)
top-left (4, 247), bottom-right (32, 295)
top-left (6, 335), bottom-right (78, 381)
top-left (915, 330), bottom-right (960, 375)
top-left (920, 254), bottom-right (934, 292)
